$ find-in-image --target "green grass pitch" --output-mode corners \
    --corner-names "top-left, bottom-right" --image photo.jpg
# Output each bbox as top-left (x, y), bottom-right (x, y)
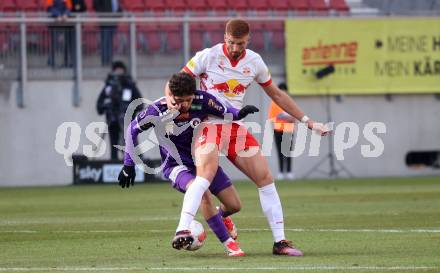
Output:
top-left (1, 177), bottom-right (439, 273)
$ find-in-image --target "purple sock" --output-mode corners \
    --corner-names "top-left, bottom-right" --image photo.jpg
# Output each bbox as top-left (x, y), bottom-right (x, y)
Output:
top-left (207, 212), bottom-right (230, 243)
top-left (219, 208), bottom-right (231, 218)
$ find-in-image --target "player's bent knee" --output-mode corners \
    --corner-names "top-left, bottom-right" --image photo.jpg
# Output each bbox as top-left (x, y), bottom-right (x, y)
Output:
top-left (196, 164), bottom-right (218, 182)
top-left (254, 171), bottom-right (274, 187)
top-left (225, 200), bottom-right (241, 215)
top-left (230, 203), bottom-right (241, 214)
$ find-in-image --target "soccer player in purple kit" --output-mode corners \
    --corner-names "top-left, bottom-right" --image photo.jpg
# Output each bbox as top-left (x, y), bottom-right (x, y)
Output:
top-left (118, 72), bottom-right (259, 256)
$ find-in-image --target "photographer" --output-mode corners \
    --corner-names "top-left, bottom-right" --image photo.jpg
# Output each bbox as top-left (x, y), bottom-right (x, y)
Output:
top-left (97, 61), bottom-right (142, 160)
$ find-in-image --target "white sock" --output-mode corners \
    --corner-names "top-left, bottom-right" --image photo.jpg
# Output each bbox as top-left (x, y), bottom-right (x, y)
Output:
top-left (258, 183), bottom-right (285, 242)
top-left (176, 176), bottom-right (210, 232)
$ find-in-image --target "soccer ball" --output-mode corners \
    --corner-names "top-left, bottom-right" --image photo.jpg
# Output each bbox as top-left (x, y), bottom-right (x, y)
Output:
top-left (185, 220), bottom-right (207, 251)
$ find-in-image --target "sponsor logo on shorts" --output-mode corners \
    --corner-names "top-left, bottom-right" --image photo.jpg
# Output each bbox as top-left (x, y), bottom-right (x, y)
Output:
top-left (198, 135), bottom-right (206, 143)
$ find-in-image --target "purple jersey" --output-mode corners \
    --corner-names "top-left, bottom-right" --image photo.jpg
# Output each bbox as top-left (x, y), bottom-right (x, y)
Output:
top-left (123, 90), bottom-right (240, 177)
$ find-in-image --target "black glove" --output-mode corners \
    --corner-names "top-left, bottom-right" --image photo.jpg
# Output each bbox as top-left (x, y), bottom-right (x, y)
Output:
top-left (118, 165), bottom-right (136, 188)
top-left (238, 105), bottom-right (259, 119)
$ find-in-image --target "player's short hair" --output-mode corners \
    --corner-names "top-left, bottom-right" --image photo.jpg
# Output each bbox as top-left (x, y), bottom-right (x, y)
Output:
top-left (168, 72), bottom-right (196, 97)
top-left (225, 19), bottom-right (250, 38)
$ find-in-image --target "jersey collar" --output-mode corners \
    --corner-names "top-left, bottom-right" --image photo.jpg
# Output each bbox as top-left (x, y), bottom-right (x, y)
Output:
top-left (222, 43), bottom-right (246, 67)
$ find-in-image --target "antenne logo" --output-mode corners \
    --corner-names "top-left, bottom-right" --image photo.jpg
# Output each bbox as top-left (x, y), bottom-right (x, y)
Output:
top-left (212, 79), bottom-right (247, 97)
top-left (302, 40), bottom-right (358, 66)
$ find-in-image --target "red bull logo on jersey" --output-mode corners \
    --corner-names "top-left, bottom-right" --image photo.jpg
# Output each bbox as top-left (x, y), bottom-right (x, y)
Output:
top-left (212, 79), bottom-right (248, 97)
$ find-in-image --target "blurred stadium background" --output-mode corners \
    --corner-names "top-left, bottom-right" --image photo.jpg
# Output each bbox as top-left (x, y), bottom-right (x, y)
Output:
top-left (0, 0), bottom-right (440, 272)
top-left (1, 0), bottom-right (440, 186)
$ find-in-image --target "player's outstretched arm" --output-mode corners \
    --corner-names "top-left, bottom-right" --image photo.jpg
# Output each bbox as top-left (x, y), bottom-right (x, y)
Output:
top-left (263, 83), bottom-right (330, 136)
top-left (201, 92), bottom-right (259, 121)
top-left (118, 109), bottom-right (157, 188)
top-left (118, 118), bottom-right (141, 188)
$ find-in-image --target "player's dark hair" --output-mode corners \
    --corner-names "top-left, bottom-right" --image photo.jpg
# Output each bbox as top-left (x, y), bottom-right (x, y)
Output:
top-left (168, 72), bottom-right (196, 97)
top-left (225, 19), bottom-right (250, 38)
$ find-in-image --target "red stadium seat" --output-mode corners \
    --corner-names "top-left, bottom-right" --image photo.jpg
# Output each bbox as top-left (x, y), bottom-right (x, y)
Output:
top-left (252, 0), bottom-right (268, 10)
top-left (226, 0), bottom-right (248, 12)
top-left (249, 0), bottom-right (271, 15)
top-left (27, 25), bottom-right (49, 52)
top-left (268, 0), bottom-right (289, 10)
top-left (36, 0), bottom-right (46, 10)
top-left (329, 0), bottom-right (350, 12)
top-left (248, 22), bottom-right (265, 50)
top-left (1, 23), bottom-right (19, 33)
top-left (288, 0), bottom-right (309, 11)
top-left (84, 0), bottom-right (94, 11)
top-left (265, 21), bottom-right (284, 49)
top-left (0, 23), bottom-right (18, 56)
top-left (268, 0), bottom-right (288, 15)
top-left (205, 22), bottom-right (225, 46)
top-left (120, 0), bottom-right (145, 12)
top-left (160, 23), bottom-right (182, 51)
top-left (187, 0), bottom-right (208, 11)
top-left (190, 23), bottom-right (205, 52)
top-left (145, 0), bottom-right (166, 12)
top-left (82, 23), bottom-right (99, 54)
top-left (206, 0), bottom-right (228, 12)
top-left (308, 0), bottom-right (329, 13)
top-left (164, 0), bottom-right (187, 12)
top-left (144, 0), bottom-right (166, 16)
top-left (0, 0), bottom-right (17, 12)
top-left (137, 24), bottom-right (161, 53)
top-left (16, 0), bottom-right (40, 11)
top-left (113, 24), bottom-right (129, 54)
top-left (0, 26), bottom-right (11, 53)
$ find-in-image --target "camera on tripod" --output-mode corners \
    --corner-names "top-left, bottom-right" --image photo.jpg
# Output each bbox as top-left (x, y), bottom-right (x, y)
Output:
top-left (302, 64), bottom-right (354, 179)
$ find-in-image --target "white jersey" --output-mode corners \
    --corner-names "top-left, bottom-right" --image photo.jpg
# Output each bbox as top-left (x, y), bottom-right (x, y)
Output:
top-left (183, 43), bottom-right (272, 110)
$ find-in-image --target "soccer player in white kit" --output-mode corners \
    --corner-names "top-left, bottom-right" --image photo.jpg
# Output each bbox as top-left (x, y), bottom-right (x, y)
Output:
top-left (170, 19), bottom-right (329, 256)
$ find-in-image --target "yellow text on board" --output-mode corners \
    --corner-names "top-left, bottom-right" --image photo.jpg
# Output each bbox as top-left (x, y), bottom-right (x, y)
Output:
top-left (285, 18), bottom-right (440, 95)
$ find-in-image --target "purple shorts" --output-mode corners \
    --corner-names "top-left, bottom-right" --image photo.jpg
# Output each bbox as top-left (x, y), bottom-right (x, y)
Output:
top-left (165, 165), bottom-right (232, 196)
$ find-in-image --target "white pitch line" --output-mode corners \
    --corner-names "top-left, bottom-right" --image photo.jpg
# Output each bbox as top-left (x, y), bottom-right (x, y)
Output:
top-left (0, 230), bottom-right (38, 233)
top-left (151, 266), bottom-right (438, 271)
top-left (0, 266), bottom-right (437, 272)
top-left (0, 216), bottom-right (181, 225)
top-left (241, 228), bottom-right (440, 233)
top-left (0, 268), bottom-right (143, 272)
top-left (2, 228), bottom-right (440, 234)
